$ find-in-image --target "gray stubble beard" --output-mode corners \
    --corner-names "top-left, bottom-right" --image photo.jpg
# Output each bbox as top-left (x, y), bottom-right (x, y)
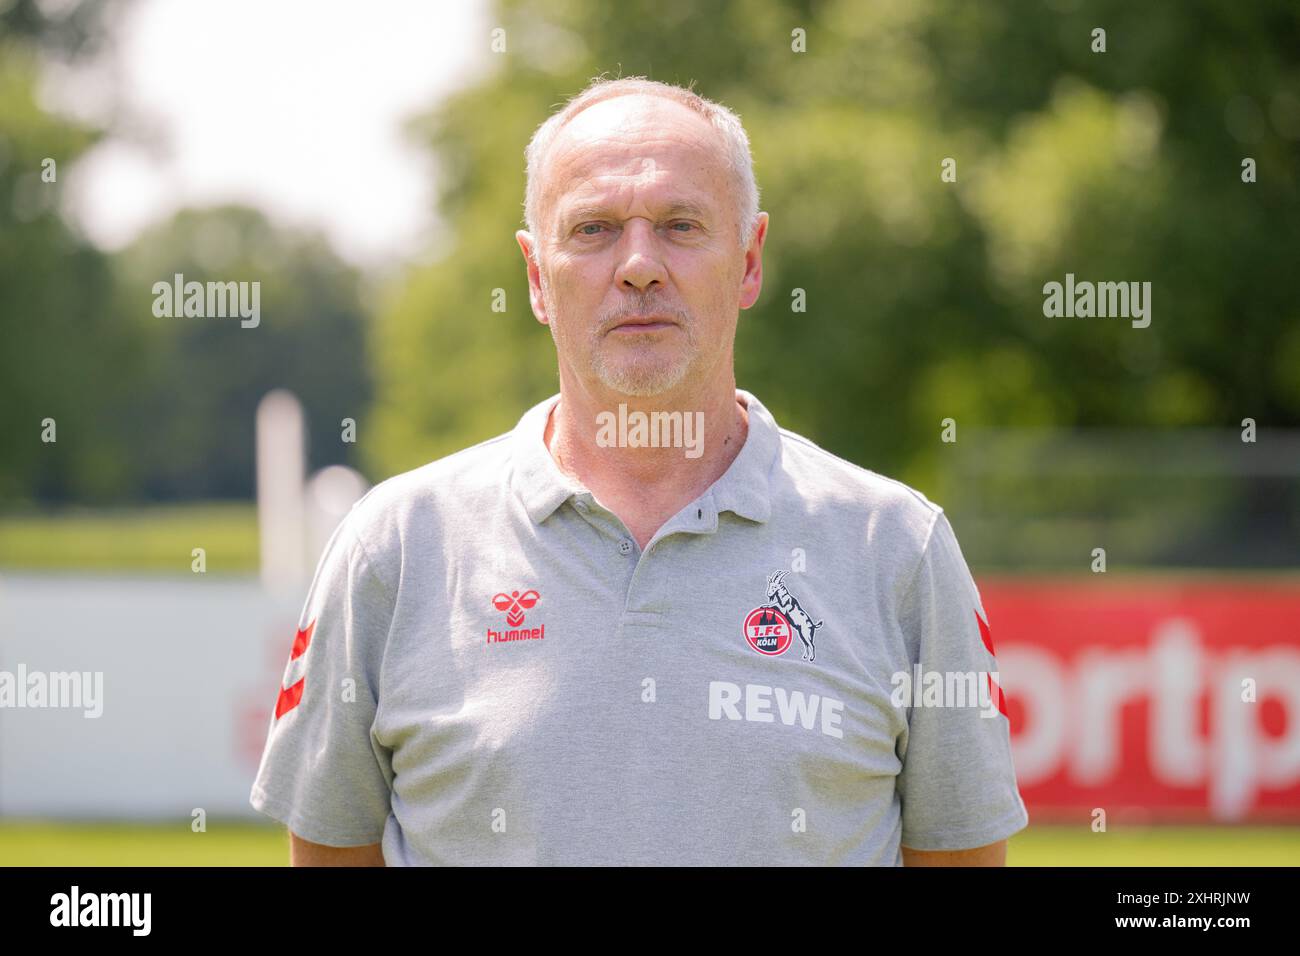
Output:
top-left (544, 279), bottom-right (700, 398)
top-left (589, 325), bottom-right (699, 397)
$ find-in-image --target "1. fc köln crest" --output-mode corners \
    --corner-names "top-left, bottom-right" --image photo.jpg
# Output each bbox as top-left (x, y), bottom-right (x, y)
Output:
top-left (743, 570), bottom-right (824, 662)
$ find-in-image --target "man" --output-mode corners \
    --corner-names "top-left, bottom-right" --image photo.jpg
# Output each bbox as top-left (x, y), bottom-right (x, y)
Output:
top-left (250, 76), bottom-right (1029, 866)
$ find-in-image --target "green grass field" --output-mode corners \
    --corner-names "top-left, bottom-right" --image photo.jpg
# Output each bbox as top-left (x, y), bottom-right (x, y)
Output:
top-left (0, 503), bottom-right (259, 572)
top-left (1, 822), bottom-right (1297, 866)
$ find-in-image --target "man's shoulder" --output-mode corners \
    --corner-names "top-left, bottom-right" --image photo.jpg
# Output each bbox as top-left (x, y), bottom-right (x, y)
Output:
top-left (370, 428), bottom-right (517, 502)
top-left (335, 427), bottom-right (520, 558)
top-left (772, 423), bottom-right (945, 545)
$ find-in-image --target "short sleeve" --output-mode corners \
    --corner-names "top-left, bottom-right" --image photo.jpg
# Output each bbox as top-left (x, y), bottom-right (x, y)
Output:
top-left (248, 507), bottom-right (396, 846)
top-left (894, 510), bottom-right (1029, 852)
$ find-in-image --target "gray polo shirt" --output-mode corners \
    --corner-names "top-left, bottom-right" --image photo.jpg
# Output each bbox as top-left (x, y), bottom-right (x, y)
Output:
top-left (249, 388), bottom-right (1029, 865)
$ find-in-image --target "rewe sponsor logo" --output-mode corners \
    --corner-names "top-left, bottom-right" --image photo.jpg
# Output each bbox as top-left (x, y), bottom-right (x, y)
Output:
top-left (708, 680), bottom-right (844, 739)
top-left (152, 272), bottom-right (260, 328)
top-left (0, 664), bottom-right (103, 718)
top-left (595, 403), bottom-right (704, 459)
top-left (50, 885), bottom-right (151, 936)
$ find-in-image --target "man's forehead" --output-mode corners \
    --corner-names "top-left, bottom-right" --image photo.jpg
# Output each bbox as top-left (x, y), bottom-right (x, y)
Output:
top-left (552, 162), bottom-right (714, 216)
top-left (544, 96), bottom-right (731, 212)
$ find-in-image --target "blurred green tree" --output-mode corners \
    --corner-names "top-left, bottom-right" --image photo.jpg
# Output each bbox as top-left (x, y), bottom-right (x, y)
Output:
top-left (0, 35), bottom-right (133, 503)
top-left (110, 206), bottom-right (373, 501)
top-left (0, 0), bottom-right (372, 504)
top-left (367, 0), bottom-right (1300, 505)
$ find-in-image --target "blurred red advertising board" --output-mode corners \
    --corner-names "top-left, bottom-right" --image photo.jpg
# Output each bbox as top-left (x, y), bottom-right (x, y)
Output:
top-left (981, 580), bottom-right (1300, 823)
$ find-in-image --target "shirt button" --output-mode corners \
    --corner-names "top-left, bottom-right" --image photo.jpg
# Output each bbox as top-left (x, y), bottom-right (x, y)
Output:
top-left (618, 538), bottom-right (633, 555)
top-left (574, 500), bottom-right (588, 513)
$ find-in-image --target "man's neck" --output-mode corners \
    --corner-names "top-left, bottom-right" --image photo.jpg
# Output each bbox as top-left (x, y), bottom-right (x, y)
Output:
top-left (544, 380), bottom-right (750, 548)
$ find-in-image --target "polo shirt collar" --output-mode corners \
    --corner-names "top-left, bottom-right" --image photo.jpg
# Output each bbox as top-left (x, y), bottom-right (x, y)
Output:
top-left (509, 388), bottom-right (781, 527)
top-left (708, 388), bottom-right (779, 524)
top-left (510, 393), bottom-right (581, 525)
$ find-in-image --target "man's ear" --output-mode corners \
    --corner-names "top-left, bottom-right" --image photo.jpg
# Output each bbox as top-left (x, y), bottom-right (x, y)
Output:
top-left (515, 229), bottom-right (550, 325)
top-left (738, 211), bottom-right (769, 311)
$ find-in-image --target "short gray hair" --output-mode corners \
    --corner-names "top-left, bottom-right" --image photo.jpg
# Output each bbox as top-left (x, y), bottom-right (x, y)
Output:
top-left (522, 76), bottom-right (761, 251)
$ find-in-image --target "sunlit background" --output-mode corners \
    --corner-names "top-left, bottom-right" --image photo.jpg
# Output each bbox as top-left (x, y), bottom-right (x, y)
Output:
top-left (1, 0), bottom-right (1298, 865)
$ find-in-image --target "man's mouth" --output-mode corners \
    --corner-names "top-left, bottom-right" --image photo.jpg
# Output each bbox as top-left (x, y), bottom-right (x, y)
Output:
top-left (610, 315), bottom-right (678, 333)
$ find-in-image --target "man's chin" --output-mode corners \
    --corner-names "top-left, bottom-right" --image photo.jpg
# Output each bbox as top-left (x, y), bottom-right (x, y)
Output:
top-left (593, 362), bottom-right (690, 398)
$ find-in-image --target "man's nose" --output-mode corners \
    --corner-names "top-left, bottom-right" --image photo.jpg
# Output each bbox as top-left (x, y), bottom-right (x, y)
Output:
top-left (614, 218), bottom-right (667, 292)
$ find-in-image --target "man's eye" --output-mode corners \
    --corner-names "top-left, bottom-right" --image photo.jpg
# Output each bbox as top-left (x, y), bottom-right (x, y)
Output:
top-left (574, 221), bottom-right (695, 236)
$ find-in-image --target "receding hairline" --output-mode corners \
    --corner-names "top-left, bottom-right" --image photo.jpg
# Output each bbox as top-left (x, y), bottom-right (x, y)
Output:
top-left (523, 76), bottom-right (761, 250)
top-left (550, 90), bottom-right (721, 146)
top-left (537, 92), bottom-right (733, 208)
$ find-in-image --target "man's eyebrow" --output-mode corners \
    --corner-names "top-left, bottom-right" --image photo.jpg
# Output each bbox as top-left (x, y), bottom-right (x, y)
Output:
top-left (558, 201), bottom-right (712, 227)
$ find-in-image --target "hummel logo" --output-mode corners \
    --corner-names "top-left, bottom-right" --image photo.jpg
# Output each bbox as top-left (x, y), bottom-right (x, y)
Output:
top-left (492, 589), bottom-right (540, 627)
top-left (487, 589), bottom-right (545, 645)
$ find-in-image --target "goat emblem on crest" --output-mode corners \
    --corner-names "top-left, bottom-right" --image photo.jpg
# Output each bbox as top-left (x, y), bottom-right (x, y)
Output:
top-left (742, 570), bottom-right (824, 662)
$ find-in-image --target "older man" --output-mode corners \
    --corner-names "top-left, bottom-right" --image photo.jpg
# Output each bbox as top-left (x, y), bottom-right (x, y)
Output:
top-left (250, 76), bottom-right (1028, 866)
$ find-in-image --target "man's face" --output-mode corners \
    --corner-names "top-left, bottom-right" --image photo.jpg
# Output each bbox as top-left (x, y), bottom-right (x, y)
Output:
top-left (517, 95), bottom-right (767, 399)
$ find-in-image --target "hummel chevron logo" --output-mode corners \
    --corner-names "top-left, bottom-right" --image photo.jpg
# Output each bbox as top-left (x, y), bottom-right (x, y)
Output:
top-left (976, 609), bottom-right (1008, 718)
top-left (492, 589), bottom-right (540, 628)
top-left (274, 619), bottom-right (315, 719)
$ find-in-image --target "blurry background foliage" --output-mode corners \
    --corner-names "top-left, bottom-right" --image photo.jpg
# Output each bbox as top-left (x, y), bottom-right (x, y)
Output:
top-left (2, 0), bottom-right (1298, 569)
